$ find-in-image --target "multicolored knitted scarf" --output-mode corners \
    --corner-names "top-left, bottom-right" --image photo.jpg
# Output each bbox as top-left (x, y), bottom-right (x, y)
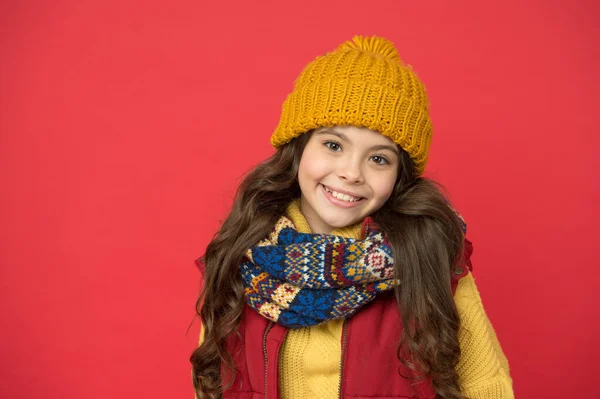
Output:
top-left (240, 204), bottom-right (468, 328)
top-left (240, 215), bottom-right (399, 328)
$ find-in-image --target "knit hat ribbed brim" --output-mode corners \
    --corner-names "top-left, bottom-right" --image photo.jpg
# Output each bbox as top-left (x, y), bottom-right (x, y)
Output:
top-left (270, 35), bottom-right (433, 176)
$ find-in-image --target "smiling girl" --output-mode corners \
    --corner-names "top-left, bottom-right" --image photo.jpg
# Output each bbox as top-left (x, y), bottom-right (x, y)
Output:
top-left (191, 35), bottom-right (513, 399)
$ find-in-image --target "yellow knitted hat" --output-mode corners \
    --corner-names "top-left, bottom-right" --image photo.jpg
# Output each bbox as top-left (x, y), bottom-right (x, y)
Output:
top-left (270, 35), bottom-right (432, 176)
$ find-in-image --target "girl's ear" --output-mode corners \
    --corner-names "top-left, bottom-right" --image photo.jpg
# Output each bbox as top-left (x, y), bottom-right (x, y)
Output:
top-left (194, 256), bottom-right (206, 277)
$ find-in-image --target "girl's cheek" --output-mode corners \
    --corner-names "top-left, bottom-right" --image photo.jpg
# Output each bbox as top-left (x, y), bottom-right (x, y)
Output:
top-left (374, 175), bottom-right (397, 198)
top-left (300, 158), bottom-right (328, 181)
top-left (306, 157), bottom-right (331, 175)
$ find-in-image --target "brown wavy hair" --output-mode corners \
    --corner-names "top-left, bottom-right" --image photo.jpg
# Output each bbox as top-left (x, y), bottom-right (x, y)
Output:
top-left (190, 130), bottom-right (469, 399)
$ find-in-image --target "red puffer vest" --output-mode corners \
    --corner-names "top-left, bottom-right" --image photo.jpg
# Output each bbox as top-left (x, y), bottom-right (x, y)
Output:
top-left (220, 239), bottom-right (473, 399)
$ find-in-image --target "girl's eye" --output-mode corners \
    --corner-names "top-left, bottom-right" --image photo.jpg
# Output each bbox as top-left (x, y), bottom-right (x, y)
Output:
top-left (371, 155), bottom-right (390, 165)
top-left (324, 141), bottom-right (342, 152)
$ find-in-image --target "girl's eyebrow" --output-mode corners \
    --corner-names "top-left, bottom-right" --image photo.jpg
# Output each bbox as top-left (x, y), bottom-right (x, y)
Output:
top-left (316, 128), bottom-right (399, 156)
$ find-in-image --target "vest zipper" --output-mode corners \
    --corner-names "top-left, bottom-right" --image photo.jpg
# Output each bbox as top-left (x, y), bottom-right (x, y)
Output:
top-left (338, 319), bottom-right (348, 399)
top-left (263, 321), bottom-right (274, 399)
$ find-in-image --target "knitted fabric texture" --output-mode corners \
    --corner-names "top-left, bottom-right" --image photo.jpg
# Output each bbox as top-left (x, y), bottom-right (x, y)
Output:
top-left (241, 207), bottom-right (467, 328)
top-left (270, 35), bottom-right (433, 175)
top-left (241, 215), bottom-right (398, 328)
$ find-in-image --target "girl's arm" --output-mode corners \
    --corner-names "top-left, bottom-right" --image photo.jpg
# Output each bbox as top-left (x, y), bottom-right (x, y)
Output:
top-left (198, 322), bottom-right (205, 346)
top-left (192, 325), bottom-right (204, 399)
top-left (454, 272), bottom-right (514, 398)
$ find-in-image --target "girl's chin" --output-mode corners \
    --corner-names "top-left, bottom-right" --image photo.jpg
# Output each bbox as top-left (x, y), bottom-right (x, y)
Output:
top-left (320, 214), bottom-right (363, 229)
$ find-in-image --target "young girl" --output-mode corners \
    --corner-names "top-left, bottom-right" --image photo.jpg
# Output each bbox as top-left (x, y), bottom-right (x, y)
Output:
top-left (191, 35), bottom-right (514, 399)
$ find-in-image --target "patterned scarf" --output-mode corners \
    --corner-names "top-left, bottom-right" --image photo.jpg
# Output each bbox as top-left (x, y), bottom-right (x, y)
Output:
top-left (240, 215), bottom-right (398, 328)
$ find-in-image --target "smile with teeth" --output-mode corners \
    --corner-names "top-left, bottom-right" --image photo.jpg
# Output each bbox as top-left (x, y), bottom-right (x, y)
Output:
top-left (322, 185), bottom-right (363, 202)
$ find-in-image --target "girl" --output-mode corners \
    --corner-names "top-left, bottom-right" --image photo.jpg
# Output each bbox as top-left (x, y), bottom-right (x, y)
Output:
top-left (191, 35), bottom-right (513, 399)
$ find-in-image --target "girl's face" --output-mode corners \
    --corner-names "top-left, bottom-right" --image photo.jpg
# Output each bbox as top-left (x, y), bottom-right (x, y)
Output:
top-left (298, 125), bottom-right (399, 234)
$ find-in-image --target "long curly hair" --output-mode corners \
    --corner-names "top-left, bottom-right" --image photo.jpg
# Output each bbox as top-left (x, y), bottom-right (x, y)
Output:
top-left (190, 130), bottom-right (468, 399)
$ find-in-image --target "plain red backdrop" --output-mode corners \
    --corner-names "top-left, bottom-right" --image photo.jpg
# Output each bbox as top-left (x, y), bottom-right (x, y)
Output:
top-left (1, 0), bottom-right (598, 398)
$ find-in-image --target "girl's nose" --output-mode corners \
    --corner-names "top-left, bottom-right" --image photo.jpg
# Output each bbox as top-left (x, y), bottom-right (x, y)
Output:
top-left (337, 159), bottom-right (364, 184)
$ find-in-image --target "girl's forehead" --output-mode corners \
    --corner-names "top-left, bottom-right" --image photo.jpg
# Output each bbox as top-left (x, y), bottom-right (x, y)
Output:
top-left (314, 125), bottom-right (395, 145)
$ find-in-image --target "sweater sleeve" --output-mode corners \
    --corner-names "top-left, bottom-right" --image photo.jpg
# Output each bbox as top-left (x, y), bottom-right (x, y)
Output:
top-left (192, 324), bottom-right (205, 399)
top-left (198, 322), bottom-right (205, 346)
top-left (454, 272), bottom-right (514, 398)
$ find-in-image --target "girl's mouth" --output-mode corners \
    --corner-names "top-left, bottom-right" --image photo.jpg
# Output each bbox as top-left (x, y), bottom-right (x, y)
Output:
top-left (320, 184), bottom-right (365, 206)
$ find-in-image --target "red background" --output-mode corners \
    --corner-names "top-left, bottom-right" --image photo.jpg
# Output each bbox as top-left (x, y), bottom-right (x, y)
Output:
top-left (1, 1), bottom-right (598, 398)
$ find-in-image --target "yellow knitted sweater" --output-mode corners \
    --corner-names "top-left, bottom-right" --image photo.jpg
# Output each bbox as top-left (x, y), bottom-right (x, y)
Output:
top-left (196, 200), bottom-right (514, 398)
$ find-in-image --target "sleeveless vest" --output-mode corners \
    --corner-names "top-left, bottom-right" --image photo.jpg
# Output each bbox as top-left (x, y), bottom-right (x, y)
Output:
top-left (221, 240), bottom-right (473, 399)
